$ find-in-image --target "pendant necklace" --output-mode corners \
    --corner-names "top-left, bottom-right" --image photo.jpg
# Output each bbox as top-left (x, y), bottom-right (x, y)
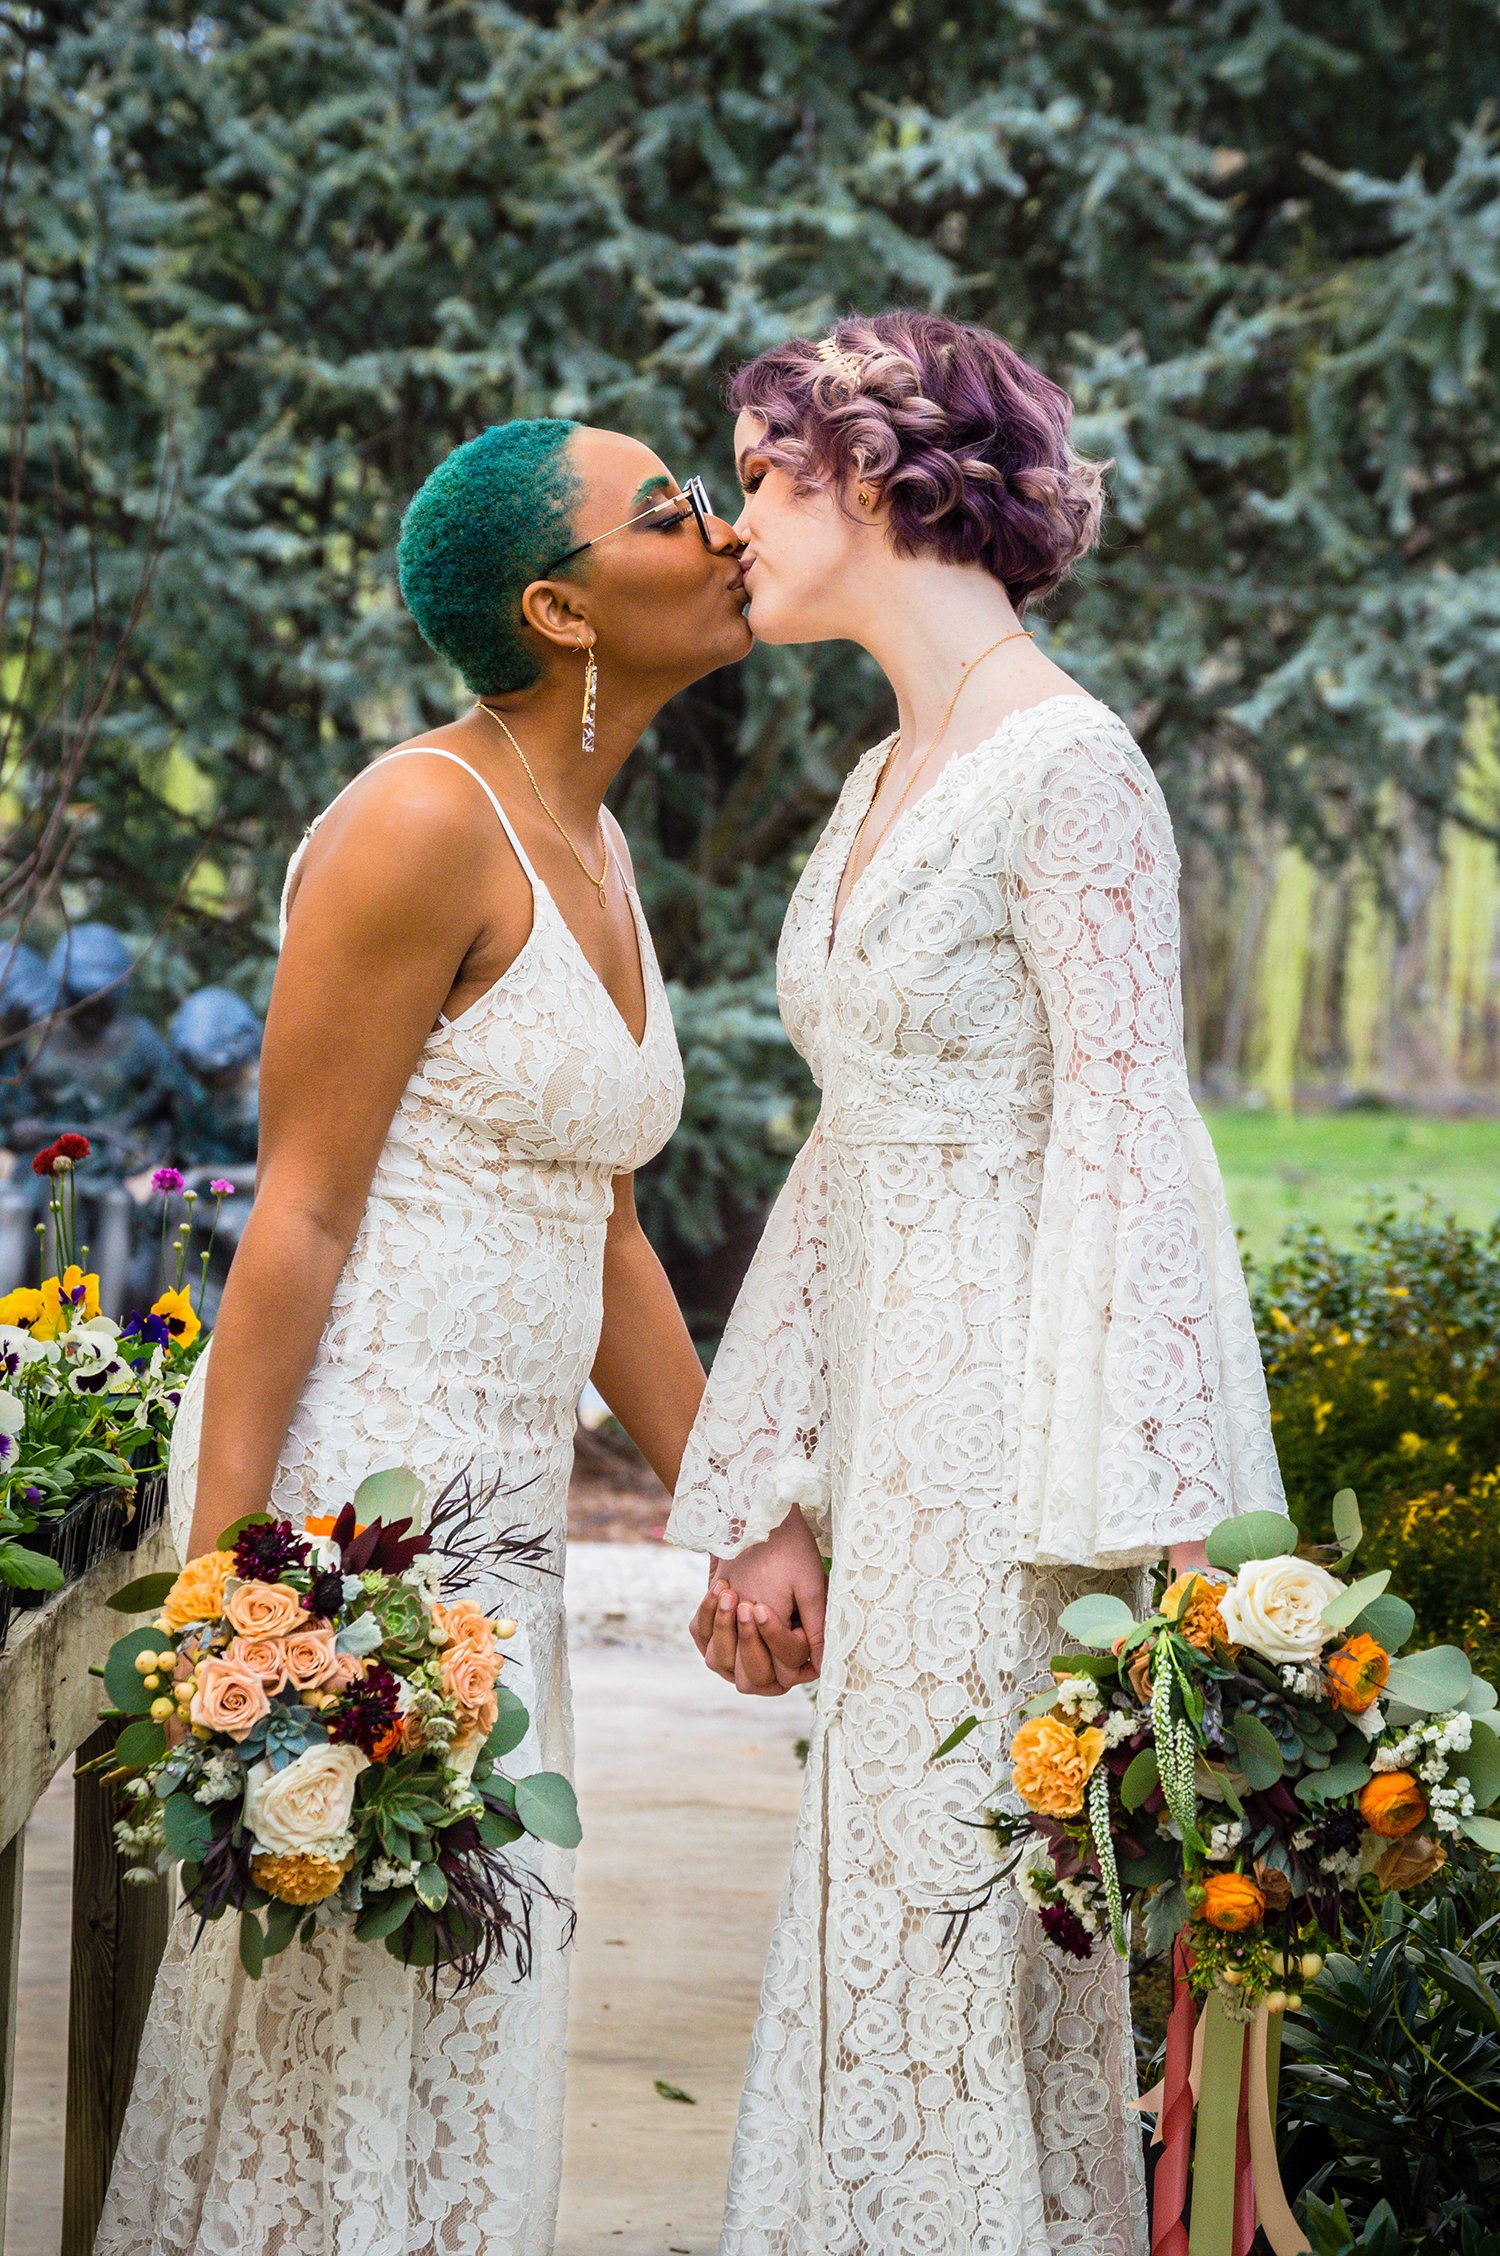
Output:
top-left (477, 702), bottom-right (612, 909)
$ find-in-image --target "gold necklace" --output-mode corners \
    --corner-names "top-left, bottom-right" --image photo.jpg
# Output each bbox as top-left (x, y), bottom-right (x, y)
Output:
top-left (842, 627), bottom-right (1032, 896)
top-left (477, 702), bottom-right (612, 909)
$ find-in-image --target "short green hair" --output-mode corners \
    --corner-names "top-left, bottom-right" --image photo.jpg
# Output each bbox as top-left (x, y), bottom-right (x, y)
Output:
top-left (397, 418), bottom-right (581, 696)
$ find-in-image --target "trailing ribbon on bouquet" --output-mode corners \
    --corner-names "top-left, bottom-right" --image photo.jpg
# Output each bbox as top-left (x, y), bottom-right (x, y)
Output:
top-left (1135, 1945), bottom-right (1309, 2256)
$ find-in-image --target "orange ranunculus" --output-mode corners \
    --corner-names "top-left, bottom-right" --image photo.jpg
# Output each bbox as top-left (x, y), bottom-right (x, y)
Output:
top-left (161, 1549), bottom-right (237, 1632)
top-left (1326, 1633), bottom-right (1390, 1714)
top-left (1360, 1771), bottom-right (1428, 1838)
top-left (305, 1514), bottom-right (366, 1537)
top-left (431, 1597), bottom-right (497, 1651)
top-left (370, 1721), bottom-right (404, 1762)
top-left (1160, 1571), bottom-right (1237, 1654)
top-left (224, 1580), bottom-right (303, 1640)
top-left (1009, 1714), bottom-right (1107, 1820)
top-left (1201, 1872), bottom-right (1266, 1931)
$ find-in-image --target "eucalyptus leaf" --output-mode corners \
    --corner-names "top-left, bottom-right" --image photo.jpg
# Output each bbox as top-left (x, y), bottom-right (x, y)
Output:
top-left (356, 1887), bottom-right (416, 1942)
top-left (514, 1770), bottom-right (583, 1849)
top-left (1331, 1488), bottom-right (1363, 1562)
top-left (162, 1791), bottom-right (215, 1862)
top-left (238, 1909), bottom-right (266, 1979)
top-left (352, 1465), bottom-right (425, 1529)
top-left (480, 1684), bottom-right (531, 1762)
top-left (1383, 1645), bottom-right (1474, 1714)
top-left (1057, 1592), bottom-right (1137, 1650)
top-left (1453, 1719), bottom-right (1500, 1811)
top-left (105, 1570), bottom-right (179, 1613)
top-left (1461, 1675), bottom-right (1499, 1717)
top-left (103, 1626), bottom-right (171, 1715)
top-left (1229, 1711), bottom-right (1284, 1790)
top-left (1459, 1812), bottom-right (1500, 1852)
top-left (115, 1718), bottom-right (168, 1771)
top-left (932, 1715), bottom-right (980, 1760)
top-left (216, 1512), bottom-right (271, 1548)
top-left (1120, 1748), bottom-right (1160, 1812)
top-left (1350, 1593), bottom-right (1416, 1653)
top-left (1294, 1755), bottom-right (1373, 1804)
top-left (1205, 1512), bottom-right (1301, 1574)
top-left (1320, 1569), bottom-right (1391, 1634)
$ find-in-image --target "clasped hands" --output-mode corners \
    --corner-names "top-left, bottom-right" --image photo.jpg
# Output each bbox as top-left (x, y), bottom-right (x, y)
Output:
top-left (688, 1504), bottom-right (826, 1696)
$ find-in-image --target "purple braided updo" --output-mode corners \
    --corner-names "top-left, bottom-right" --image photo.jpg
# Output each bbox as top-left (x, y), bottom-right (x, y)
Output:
top-left (728, 312), bottom-right (1107, 610)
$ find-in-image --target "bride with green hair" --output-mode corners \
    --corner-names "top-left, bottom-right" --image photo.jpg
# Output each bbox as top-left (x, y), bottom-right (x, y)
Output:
top-left (95, 417), bottom-right (748, 2256)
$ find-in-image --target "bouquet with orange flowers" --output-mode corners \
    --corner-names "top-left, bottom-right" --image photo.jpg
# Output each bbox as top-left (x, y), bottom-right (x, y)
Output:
top-left (944, 1491), bottom-right (1499, 2011)
top-left (95, 1465), bottom-right (577, 1987)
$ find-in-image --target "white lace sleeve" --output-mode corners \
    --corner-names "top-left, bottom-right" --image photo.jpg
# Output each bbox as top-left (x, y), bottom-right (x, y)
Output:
top-left (664, 1128), bottom-right (831, 1560)
top-left (1007, 726), bottom-right (1285, 1568)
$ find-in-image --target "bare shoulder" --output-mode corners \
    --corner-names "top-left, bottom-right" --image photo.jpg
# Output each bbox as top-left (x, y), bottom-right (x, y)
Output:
top-left (291, 751), bottom-right (506, 928)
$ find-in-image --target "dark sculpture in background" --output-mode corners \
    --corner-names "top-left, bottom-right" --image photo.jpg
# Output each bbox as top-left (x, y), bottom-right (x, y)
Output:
top-left (0, 928), bottom-right (261, 1313)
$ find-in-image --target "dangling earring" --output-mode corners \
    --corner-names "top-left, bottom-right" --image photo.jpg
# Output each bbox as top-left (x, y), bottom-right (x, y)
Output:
top-left (581, 640), bottom-right (597, 759)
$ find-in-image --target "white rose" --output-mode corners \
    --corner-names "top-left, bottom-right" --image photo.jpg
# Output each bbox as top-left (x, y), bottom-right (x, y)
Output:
top-left (244, 1743), bottom-right (368, 1856)
top-left (1218, 1554), bottom-right (1346, 1662)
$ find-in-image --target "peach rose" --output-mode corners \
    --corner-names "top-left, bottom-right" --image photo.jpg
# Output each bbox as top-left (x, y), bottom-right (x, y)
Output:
top-left (1010, 1713), bottom-right (1107, 1820)
top-left (190, 1654), bottom-right (272, 1741)
top-left (161, 1550), bottom-right (236, 1633)
top-left (1360, 1771), bottom-right (1428, 1839)
top-left (1326, 1633), bottom-right (1390, 1715)
top-left (225, 1580), bottom-right (303, 1639)
top-left (224, 1634), bottom-right (289, 1693)
top-left (1201, 1872), bottom-right (1266, 1931)
top-left (328, 1651), bottom-right (367, 1692)
top-left (431, 1598), bottom-right (496, 1650)
top-left (441, 1637), bottom-right (500, 1728)
top-left (281, 1623), bottom-right (341, 1691)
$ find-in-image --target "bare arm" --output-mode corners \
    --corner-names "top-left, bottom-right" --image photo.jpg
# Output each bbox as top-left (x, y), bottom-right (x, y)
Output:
top-left (184, 765), bottom-right (498, 1558)
top-left (589, 1173), bottom-right (704, 1492)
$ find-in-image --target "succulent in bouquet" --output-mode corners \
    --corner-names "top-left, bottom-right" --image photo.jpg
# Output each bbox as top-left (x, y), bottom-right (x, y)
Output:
top-left (948, 1492), bottom-right (1500, 2014)
top-left (93, 1464), bottom-right (578, 1985)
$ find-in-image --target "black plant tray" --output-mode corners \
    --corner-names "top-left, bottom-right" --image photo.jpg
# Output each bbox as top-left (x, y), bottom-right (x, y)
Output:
top-left (119, 1467), bottom-right (169, 1554)
top-left (13, 1488), bottom-right (105, 1608)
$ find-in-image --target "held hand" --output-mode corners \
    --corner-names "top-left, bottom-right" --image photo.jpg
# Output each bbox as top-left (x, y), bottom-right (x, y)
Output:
top-left (688, 1507), bottom-right (828, 1696)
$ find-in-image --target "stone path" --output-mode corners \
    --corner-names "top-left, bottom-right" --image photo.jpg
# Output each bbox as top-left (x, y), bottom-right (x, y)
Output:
top-left (3, 1543), bottom-right (804, 2256)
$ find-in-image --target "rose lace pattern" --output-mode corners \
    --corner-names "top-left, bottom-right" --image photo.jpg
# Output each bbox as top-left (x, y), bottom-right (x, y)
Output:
top-left (667, 695), bottom-right (1284, 2255)
top-left (96, 750), bottom-right (683, 2256)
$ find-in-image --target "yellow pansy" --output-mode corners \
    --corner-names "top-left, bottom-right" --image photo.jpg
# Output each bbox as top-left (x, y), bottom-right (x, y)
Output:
top-left (0, 1286), bottom-right (44, 1329)
top-left (151, 1287), bottom-right (202, 1352)
top-left (31, 1267), bottom-right (101, 1339)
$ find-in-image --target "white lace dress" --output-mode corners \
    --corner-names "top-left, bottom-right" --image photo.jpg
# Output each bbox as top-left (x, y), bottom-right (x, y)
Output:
top-left (95, 748), bottom-right (684, 2256)
top-left (667, 695), bottom-right (1285, 2256)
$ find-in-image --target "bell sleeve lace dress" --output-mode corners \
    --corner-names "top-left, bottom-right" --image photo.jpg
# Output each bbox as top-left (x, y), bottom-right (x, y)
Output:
top-left (666, 694), bottom-right (1285, 2256)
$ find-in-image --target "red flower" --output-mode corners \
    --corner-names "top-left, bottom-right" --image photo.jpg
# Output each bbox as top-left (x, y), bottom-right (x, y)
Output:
top-left (55, 1132), bottom-right (90, 1160)
top-left (31, 1142), bottom-right (61, 1177)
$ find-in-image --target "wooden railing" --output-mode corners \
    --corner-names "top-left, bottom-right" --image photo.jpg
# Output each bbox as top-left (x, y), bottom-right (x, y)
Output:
top-left (0, 1528), bottom-right (174, 2256)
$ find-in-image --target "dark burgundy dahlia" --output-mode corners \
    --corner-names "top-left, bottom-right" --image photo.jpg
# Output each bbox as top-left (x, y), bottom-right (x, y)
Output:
top-left (1038, 1902), bottom-right (1095, 1961)
top-left (233, 1519), bottom-right (311, 1580)
top-left (328, 1664), bottom-right (401, 1756)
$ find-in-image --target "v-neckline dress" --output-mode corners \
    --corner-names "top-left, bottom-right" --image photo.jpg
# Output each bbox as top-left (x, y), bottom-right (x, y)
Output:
top-left (668, 695), bottom-right (1286, 2256)
top-left (97, 747), bottom-right (684, 2256)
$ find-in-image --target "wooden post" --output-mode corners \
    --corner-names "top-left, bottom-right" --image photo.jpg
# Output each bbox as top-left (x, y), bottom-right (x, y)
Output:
top-left (61, 1725), bottom-right (169, 2256)
top-left (0, 1826), bottom-right (24, 2249)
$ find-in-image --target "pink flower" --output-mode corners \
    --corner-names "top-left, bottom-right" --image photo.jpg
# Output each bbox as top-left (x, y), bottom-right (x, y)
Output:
top-left (209, 1178), bottom-right (235, 1198)
top-left (225, 1581), bottom-right (303, 1639)
top-left (281, 1624), bottom-right (341, 1690)
top-left (152, 1167), bottom-right (186, 1196)
top-left (190, 1655), bottom-right (271, 1741)
top-left (225, 1634), bottom-right (290, 1693)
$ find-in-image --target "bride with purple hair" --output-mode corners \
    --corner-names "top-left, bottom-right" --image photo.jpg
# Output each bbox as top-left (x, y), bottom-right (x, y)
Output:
top-left (669, 312), bottom-right (1285, 2255)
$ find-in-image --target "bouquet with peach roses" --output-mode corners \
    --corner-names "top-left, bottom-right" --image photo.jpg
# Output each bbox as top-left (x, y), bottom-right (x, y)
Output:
top-left (93, 1465), bottom-right (578, 1987)
top-left (942, 1492), bottom-right (1500, 2014)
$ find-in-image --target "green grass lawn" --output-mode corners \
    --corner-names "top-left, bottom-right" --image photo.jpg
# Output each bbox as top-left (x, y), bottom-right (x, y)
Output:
top-left (1202, 1105), bottom-right (1500, 1267)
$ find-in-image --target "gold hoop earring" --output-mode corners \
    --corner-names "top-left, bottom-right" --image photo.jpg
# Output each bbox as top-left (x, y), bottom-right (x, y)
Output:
top-left (581, 641), bottom-right (597, 760)
top-left (858, 489), bottom-right (874, 510)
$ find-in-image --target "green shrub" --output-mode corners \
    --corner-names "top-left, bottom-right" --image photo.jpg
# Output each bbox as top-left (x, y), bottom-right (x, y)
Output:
top-left (1280, 1878), bottom-right (1500, 2253)
top-left (1250, 1208), bottom-right (1500, 1676)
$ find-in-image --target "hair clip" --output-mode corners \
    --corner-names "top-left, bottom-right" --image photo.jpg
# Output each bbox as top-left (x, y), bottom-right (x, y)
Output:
top-left (813, 337), bottom-right (867, 393)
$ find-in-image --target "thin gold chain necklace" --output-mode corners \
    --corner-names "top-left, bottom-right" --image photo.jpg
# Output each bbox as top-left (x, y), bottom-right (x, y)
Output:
top-left (843, 626), bottom-right (1033, 898)
top-left (477, 702), bottom-right (612, 909)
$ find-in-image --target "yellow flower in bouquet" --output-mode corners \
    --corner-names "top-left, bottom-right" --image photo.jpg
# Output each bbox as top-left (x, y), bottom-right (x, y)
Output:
top-left (31, 1266), bottom-right (100, 1339)
top-left (160, 1548), bottom-right (237, 1633)
top-left (1010, 1714), bottom-right (1106, 1819)
top-left (1160, 1570), bottom-right (1237, 1654)
top-left (150, 1287), bottom-right (201, 1352)
top-left (251, 1851), bottom-right (353, 1904)
top-left (1325, 1632), bottom-right (1389, 1714)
